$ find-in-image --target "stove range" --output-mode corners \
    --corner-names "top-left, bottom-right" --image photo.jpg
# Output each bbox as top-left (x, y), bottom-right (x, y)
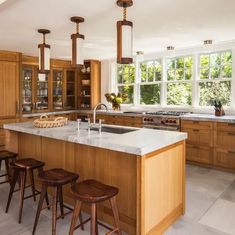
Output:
top-left (145, 111), bottom-right (190, 116)
top-left (143, 111), bottom-right (191, 131)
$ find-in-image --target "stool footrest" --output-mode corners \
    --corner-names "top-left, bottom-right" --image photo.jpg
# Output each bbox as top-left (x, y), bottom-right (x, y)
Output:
top-left (23, 191), bottom-right (40, 200)
top-left (0, 173), bottom-right (8, 177)
top-left (0, 179), bottom-right (10, 184)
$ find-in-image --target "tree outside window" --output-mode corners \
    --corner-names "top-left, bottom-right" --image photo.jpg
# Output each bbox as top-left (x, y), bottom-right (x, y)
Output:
top-left (117, 64), bottom-right (135, 104)
top-left (166, 56), bottom-right (193, 106)
top-left (199, 51), bottom-right (232, 106)
top-left (139, 60), bottom-right (162, 105)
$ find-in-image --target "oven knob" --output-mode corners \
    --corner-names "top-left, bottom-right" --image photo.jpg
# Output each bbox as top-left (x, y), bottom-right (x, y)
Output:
top-left (169, 120), bottom-right (173, 123)
top-left (165, 120), bottom-right (169, 123)
top-left (161, 120), bottom-right (164, 124)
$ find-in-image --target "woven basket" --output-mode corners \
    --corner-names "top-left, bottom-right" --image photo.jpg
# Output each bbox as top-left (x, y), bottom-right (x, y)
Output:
top-left (34, 115), bottom-right (68, 128)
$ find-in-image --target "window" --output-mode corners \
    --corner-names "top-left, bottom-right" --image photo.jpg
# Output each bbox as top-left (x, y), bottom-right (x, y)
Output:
top-left (166, 56), bottom-right (193, 106)
top-left (139, 60), bottom-right (162, 105)
top-left (117, 64), bottom-right (135, 104)
top-left (198, 51), bottom-right (232, 106)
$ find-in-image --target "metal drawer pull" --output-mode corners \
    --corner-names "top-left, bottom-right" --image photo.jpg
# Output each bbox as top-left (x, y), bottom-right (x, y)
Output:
top-left (228, 133), bottom-right (235, 136)
top-left (192, 146), bottom-right (200, 149)
top-left (228, 151), bottom-right (235, 154)
top-left (228, 123), bottom-right (235, 127)
top-left (193, 129), bottom-right (199, 132)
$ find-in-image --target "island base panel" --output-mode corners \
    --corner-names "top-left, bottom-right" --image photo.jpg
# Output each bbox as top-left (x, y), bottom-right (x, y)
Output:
top-left (5, 131), bottom-right (185, 235)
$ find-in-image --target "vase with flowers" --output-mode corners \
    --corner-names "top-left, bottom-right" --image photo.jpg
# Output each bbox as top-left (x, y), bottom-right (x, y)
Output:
top-left (105, 93), bottom-right (127, 111)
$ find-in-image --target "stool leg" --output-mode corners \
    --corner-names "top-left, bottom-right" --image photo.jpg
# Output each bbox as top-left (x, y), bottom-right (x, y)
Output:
top-left (29, 170), bottom-right (36, 202)
top-left (18, 170), bottom-right (27, 223)
top-left (0, 159), bottom-right (2, 170)
top-left (52, 187), bottom-right (58, 235)
top-left (32, 184), bottom-right (47, 235)
top-left (110, 196), bottom-right (122, 235)
top-left (5, 168), bottom-right (20, 213)
top-left (4, 159), bottom-right (10, 182)
top-left (58, 186), bottom-right (64, 219)
top-left (69, 200), bottom-right (82, 235)
top-left (91, 203), bottom-right (98, 235)
top-left (45, 190), bottom-right (50, 210)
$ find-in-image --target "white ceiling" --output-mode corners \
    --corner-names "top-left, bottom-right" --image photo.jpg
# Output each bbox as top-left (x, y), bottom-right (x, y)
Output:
top-left (1, 0), bottom-right (235, 61)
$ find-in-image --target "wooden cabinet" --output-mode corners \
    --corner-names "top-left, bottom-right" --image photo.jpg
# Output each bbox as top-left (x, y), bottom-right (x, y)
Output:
top-left (51, 68), bottom-right (77, 111)
top-left (78, 60), bottom-right (101, 109)
top-left (181, 120), bottom-right (213, 164)
top-left (22, 65), bottom-right (50, 113)
top-left (87, 113), bottom-right (143, 127)
top-left (0, 51), bottom-right (20, 118)
top-left (213, 122), bottom-right (235, 170)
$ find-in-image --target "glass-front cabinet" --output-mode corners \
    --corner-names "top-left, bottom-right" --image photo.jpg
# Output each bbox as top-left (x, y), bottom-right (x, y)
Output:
top-left (21, 64), bottom-right (78, 114)
top-left (65, 70), bottom-right (76, 109)
top-left (22, 66), bottom-right (50, 114)
top-left (22, 67), bottom-right (33, 113)
top-left (36, 73), bottom-right (49, 111)
top-left (52, 70), bottom-right (63, 110)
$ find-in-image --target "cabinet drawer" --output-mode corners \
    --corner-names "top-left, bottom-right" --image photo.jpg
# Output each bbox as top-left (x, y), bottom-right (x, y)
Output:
top-left (216, 122), bottom-right (235, 132)
top-left (122, 122), bottom-right (142, 128)
top-left (123, 116), bottom-right (142, 124)
top-left (214, 148), bottom-right (235, 169)
top-left (181, 120), bottom-right (213, 130)
top-left (215, 131), bottom-right (235, 150)
top-left (182, 128), bottom-right (213, 146)
top-left (186, 145), bottom-right (212, 164)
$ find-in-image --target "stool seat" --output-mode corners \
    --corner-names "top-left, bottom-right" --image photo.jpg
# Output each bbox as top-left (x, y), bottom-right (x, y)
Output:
top-left (13, 158), bottom-right (45, 170)
top-left (38, 168), bottom-right (79, 187)
top-left (0, 150), bottom-right (18, 160)
top-left (71, 179), bottom-right (119, 203)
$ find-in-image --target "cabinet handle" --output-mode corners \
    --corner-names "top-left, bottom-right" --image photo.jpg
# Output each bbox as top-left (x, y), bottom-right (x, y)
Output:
top-left (193, 129), bottom-right (199, 132)
top-left (193, 121), bottom-right (199, 124)
top-left (228, 132), bottom-right (235, 136)
top-left (228, 123), bottom-right (235, 127)
top-left (228, 150), bottom-right (235, 154)
top-left (192, 146), bottom-right (200, 149)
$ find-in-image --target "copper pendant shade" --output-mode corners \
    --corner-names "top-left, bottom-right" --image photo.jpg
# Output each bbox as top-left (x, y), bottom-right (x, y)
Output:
top-left (116, 0), bottom-right (133, 64)
top-left (71, 16), bottom-right (85, 67)
top-left (38, 29), bottom-right (51, 74)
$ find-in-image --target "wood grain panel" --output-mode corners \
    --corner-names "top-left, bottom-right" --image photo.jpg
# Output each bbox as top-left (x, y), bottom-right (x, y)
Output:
top-left (0, 61), bottom-right (19, 118)
top-left (142, 142), bottom-right (184, 234)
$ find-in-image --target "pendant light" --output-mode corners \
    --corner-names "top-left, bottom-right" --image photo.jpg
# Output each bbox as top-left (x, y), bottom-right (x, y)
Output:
top-left (116, 0), bottom-right (133, 64)
top-left (71, 16), bottom-right (85, 67)
top-left (38, 29), bottom-right (51, 74)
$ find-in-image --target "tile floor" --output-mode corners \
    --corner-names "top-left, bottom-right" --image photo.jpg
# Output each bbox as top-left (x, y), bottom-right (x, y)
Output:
top-left (0, 164), bottom-right (235, 235)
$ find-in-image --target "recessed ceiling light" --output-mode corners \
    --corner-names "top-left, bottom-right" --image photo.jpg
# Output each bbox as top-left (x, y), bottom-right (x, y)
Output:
top-left (167, 46), bottom-right (175, 51)
top-left (0, 0), bottom-right (7, 4)
top-left (204, 40), bottom-right (213, 45)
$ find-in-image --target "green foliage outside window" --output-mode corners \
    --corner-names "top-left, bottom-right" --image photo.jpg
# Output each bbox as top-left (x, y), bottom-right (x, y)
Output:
top-left (117, 64), bottom-right (135, 104)
top-left (140, 84), bottom-right (161, 105)
top-left (199, 51), bottom-right (232, 106)
top-left (166, 56), bottom-right (193, 106)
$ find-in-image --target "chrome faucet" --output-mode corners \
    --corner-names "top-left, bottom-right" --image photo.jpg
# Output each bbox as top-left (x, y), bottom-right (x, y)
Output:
top-left (93, 103), bottom-right (108, 124)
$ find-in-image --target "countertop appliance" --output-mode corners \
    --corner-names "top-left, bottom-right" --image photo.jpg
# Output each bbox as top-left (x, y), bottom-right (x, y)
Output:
top-left (143, 111), bottom-right (190, 131)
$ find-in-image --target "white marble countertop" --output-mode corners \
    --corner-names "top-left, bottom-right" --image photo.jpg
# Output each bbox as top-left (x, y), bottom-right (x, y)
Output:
top-left (22, 110), bottom-right (77, 118)
top-left (4, 121), bottom-right (187, 156)
top-left (181, 114), bottom-right (235, 123)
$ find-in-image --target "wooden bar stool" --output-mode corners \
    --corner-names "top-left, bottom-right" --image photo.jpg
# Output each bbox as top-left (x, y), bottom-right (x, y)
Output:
top-left (32, 168), bottom-right (83, 235)
top-left (69, 179), bottom-right (122, 235)
top-left (0, 150), bottom-right (18, 185)
top-left (5, 158), bottom-right (47, 223)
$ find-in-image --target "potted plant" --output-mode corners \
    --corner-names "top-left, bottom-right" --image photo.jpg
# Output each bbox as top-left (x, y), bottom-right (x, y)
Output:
top-left (105, 93), bottom-right (127, 111)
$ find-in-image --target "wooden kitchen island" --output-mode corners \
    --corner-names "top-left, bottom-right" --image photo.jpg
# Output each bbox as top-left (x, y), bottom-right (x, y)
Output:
top-left (4, 122), bottom-right (187, 235)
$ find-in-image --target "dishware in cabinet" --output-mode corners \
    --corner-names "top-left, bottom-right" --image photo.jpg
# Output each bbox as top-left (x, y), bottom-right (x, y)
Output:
top-left (52, 69), bottom-right (63, 110)
top-left (22, 66), bottom-right (34, 113)
top-left (65, 70), bottom-right (77, 110)
top-left (36, 73), bottom-right (49, 111)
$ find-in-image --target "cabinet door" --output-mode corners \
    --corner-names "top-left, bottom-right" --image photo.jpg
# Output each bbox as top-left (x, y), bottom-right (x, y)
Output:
top-left (22, 67), bottom-right (33, 113)
top-left (65, 70), bottom-right (76, 109)
top-left (35, 72), bottom-right (49, 112)
top-left (0, 61), bottom-right (19, 117)
top-left (186, 145), bottom-right (212, 164)
top-left (182, 128), bottom-right (213, 147)
top-left (52, 70), bottom-right (64, 110)
top-left (215, 131), bottom-right (235, 150)
top-left (214, 148), bottom-right (235, 169)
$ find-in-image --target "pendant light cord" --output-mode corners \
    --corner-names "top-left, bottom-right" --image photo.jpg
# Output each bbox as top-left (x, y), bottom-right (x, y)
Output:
top-left (123, 7), bottom-right (127, 21)
top-left (76, 23), bottom-right (79, 34)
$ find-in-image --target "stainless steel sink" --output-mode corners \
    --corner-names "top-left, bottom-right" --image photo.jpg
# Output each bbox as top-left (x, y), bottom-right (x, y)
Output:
top-left (90, 126), bottom-right (138, 134)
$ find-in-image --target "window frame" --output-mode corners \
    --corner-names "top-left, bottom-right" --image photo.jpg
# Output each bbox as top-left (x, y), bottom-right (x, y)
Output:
top-left (137, 59), bottom-right (163, 106)
top-left (196, 50), bottom-right (232, 108)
